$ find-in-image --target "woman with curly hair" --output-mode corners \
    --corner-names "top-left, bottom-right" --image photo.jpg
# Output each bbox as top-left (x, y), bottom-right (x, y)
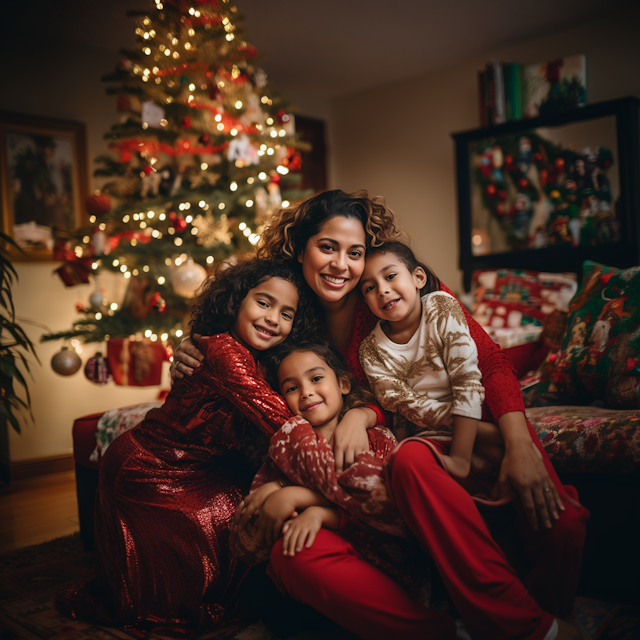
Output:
top-left (57, 258), bottom-right (324, 634)
top-left (174, 189), bottom-right (589, 640)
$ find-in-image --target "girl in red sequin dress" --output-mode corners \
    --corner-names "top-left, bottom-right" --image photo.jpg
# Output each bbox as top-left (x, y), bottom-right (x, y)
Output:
top-left (175, 190), bottom-right (589, 640)
top-left (58, 258), bottom-right (325, 634)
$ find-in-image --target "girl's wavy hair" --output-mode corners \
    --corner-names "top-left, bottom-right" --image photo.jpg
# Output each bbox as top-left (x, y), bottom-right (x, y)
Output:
top-left (257, 189), bottom-right (403, 261)
top-left (189, 256), bottom-right (324, 349)
top-left (262, 340), bottom-right (375, 420)
top-left (366, 241), bottom-right (441, 296)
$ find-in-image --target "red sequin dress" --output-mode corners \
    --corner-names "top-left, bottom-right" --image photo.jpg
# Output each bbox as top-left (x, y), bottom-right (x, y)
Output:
top-left (58, 333), bottom-right (292, 634)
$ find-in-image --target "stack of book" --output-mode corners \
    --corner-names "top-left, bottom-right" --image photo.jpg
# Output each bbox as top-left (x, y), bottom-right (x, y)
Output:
top-left (478, 54), bottom-right (586, 127)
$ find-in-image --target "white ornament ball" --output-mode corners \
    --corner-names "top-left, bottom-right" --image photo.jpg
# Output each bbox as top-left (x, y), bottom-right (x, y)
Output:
top-left (171, 259), bottom-right (208, 298)
top-left (51, 347), bottom-right (82, 376)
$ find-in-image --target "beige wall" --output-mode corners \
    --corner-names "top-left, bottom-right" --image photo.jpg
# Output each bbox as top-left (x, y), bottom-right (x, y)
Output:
top-left (329, 6), bottom-right (640, 295)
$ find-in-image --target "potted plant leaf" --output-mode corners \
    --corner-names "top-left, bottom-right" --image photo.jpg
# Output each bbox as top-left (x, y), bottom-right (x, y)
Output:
top-left (0, 230), bottom-right (39, 483)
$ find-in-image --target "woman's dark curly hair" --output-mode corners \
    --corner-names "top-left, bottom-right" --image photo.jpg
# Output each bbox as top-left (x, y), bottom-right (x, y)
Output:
top-left (262, 340), bottom-right (375, 420)
top-left (257, 189), bottom-right (403, 262)
top-left (189, 256), bottom-right (325, 350)
top-left (366, 241), bottom-right (441, 297)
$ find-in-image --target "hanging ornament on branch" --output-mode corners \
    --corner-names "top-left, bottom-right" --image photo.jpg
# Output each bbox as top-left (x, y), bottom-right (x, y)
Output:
top-left (84, 352), bottom-right (112, 385)
top-left (86, 193), bottom-right (111, 217)
top-left (51, 346), bottom-right (82, 376)
top-left (171, 259), bottom-right (208, 298)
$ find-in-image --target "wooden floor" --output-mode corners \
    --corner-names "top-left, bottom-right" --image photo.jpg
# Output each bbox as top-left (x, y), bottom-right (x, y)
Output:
top-left (0, 471), bottom-right (79, 555)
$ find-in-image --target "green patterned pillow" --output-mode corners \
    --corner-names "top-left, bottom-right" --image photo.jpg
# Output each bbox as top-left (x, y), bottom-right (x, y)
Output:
top-left (527, 261), bottom-right (640, 409)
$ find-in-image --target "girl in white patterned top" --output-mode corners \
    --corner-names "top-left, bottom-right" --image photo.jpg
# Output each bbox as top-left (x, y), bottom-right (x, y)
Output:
top-left (358, 241), bottom-right (502, 478)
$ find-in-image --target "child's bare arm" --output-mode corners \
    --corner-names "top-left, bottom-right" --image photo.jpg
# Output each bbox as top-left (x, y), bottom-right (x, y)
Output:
top-left (281, 505), bottom-right (341, 556)
top-left (476, 420), bottom-right (504, 444)
top-left (233, 480), bottom-right (282, 530)
top-left (257, 486), bottom-right (332, 546)
top-left (447, 415), bottom-right (478, 478)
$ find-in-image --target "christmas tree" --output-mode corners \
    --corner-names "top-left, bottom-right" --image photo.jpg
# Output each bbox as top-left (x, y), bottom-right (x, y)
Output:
top-left (43, 0), bottom-right (308, 355)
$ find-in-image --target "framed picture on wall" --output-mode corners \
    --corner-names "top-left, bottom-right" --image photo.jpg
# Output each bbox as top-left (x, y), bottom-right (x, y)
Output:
top-left (0, 112), bottom-right (88, 261)
top-left (453, 96), bottom-right (640, 291)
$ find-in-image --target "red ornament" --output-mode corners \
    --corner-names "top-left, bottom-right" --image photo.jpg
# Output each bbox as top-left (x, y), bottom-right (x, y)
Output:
top-left (518, 177), bottom-right (528, 189)
top-left (555, 157), bottom-right (565, 171)
top-left (504, 154), bottom-right (513, 167)
top-left (548, 353), bottom-right (559, 363)
top-left (485, 184), bottom-right (496, 197)
top-left (533, 153), bottom-right (543, 162)
top-left (169, 211), bottom-right (178, 221)
top-left (271, 174), bottom-right (281, 184)
top-left (539, 169), bottom-right (548, 187)
top-left (497, 190), bottom-right (507, 201)
top-left (121, 151), bottom-right (133, 163)
top-left (86, 193), bottom-right (111, 217)
top-left (151, 291), bottom-right (166, 312)
top-left (143, 165), bottom-right (154, 175)
top-left (173, 216), bottom-right (188, 233)
top-left (75, 301), bottom-right (84, 312)
top-left (182, 116), bottom-right (192, 129)
top-left (604, 160), bottom-right (611, 168)
top-left (276, 109), bottom-right (287, 122)
top-left (284, 148), bottom-right (302, 172)
top-left (495, 203), bottom-right (505, 217)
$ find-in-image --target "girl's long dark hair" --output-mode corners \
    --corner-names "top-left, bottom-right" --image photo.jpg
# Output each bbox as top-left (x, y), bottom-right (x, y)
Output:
top-left (367, 241), bottom-right (441, 296)
top-left (262, 340), bottom-right (375, 420)
top-left (189, 256), bottom-right (325, 349)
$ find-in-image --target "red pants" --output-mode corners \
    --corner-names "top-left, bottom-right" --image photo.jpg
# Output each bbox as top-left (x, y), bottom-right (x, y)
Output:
top-left (269, 421), bottom-right (589, 640)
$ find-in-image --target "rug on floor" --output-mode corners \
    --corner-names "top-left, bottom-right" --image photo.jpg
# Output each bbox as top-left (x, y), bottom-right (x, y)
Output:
top-left (0, 534), bottom-right (637, 640)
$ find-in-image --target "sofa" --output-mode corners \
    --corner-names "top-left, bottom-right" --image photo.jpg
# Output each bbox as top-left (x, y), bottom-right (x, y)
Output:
top-left (71, 262), bottom-right (640, 604)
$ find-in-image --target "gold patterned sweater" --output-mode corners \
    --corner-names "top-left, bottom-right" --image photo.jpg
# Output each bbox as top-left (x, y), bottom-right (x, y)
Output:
top-left (359, 291), bottom-right (485, 439)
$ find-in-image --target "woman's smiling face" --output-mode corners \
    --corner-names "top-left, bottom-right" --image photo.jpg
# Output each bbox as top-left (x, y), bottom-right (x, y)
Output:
top-left (298, 216), bottom-right (366, 304)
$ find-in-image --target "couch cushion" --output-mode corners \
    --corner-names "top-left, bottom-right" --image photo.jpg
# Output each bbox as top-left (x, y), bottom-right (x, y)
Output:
top-left (527, 261), bottom-right (640, 409)
top-left (91, 401), bottom-right (163, 462)
top-left (471, 268), bottom-right (577, 348)
top-left (527, 405), bottom-right (640, 475)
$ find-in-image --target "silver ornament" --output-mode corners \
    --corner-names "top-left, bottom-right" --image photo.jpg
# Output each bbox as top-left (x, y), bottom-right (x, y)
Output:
top-left (51, 347), bottom-right (82, 376)
top-left (170, 260), bottom-right (208, 298)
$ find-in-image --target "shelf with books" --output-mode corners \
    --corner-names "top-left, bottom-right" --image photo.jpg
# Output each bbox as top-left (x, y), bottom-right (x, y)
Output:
top-left (478, 55), bottom-right (586, 128)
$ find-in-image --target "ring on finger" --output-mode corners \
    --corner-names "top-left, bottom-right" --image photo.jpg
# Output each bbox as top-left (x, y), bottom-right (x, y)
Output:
top-left (544, 486), bottom-right (550, 493)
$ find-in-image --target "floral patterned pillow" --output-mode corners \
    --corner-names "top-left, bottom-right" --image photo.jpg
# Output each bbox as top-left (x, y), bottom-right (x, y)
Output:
top-left (90, 401), bottom-right (164, 462)
top-left (526, 261), bottom-right (640, 409)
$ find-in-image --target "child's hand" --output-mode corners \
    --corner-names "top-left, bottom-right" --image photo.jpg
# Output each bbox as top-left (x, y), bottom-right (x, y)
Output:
top-left (281, 506), bottom-right (325, 556)
top-left (255, 488), bottom-right (299, 547)
top-left (233, 480), bottom-right (282, 531)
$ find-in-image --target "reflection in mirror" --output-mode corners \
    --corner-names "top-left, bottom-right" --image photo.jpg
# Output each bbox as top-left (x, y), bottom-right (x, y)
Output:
top-left (469, 115), bottom-right (619, 256)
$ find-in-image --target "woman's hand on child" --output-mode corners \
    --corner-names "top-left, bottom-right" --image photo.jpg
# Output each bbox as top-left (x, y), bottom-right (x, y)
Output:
top-left (170, 334), bottom-right (204, 380)
top-left (256, 488), bottom-right (299, 547)
top-left (233, 480), bottom-right (282, 531)
top-left (281, 507), bottom-right (325, 556)
top-left (498, 439), bottom-right (564, 531)
top-left (331, 407), bottom-right (374, 472)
